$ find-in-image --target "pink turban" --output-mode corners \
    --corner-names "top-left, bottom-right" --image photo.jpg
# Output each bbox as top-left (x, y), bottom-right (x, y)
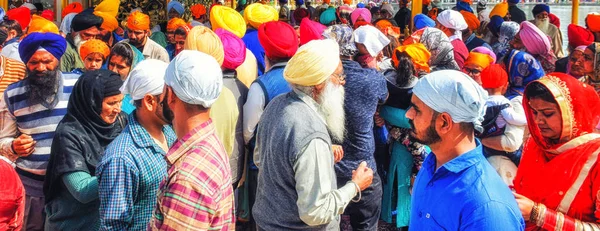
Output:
top-left (519, 21), bottom-right (551, 56)
top-left (471, 46), bottom-right (496, 63)
top-left (300, 18), bottom-right (326, 46)
top-left (215, 28), bottom-right (247, 70)
top-left (351, 8), bottom-right (372, 25)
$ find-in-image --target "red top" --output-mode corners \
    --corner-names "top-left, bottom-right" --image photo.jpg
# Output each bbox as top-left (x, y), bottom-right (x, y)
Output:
top-left (0, 159), bottom-right (25, 231)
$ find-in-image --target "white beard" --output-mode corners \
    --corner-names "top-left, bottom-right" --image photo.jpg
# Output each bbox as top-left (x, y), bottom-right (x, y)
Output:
top-left (73, 33), bottom-right (86, 53)
top-left (534, 18), bottom-right (551, 34)
top-left (317, 81), bottom-right (346, 143)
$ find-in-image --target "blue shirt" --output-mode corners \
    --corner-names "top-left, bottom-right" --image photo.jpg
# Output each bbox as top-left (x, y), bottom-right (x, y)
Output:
top-left (242, 29), bottom-right (266, 76)
top-left (336, 60), bottom-right (388, 178)
top-left (409, 141), bottom-right (525, 231)
top-left (96, 112), bottom-right (176, 231)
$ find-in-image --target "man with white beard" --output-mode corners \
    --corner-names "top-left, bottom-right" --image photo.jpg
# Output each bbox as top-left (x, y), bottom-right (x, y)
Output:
top-left (530, 4), bottom-right (564, 58)
top-left (252, 39), bottom-right (374, 230)
top-left (60, 11), bottom-right (103, 72)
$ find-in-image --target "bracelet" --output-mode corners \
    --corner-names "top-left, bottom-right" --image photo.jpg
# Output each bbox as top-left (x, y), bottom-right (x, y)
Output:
top-left (530, 202), bottom-right (539, 223)
top-left (350, 181), bottom-right (361, 203)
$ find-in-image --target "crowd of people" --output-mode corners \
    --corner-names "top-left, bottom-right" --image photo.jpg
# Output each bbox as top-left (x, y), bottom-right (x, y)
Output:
top-left (0, 0), bottom-right (600, 230)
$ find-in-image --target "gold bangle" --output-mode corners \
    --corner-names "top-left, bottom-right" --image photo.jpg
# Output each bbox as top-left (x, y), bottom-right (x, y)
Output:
top-left (530, 202), bottom-right (539, 223)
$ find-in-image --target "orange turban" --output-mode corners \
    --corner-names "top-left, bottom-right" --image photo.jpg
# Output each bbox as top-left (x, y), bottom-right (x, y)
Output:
top-left (167, 18), bottom-right (188, 31)
top-left (244, 3), bottom-right (279, 29)
top-left (62, 2), bottom-right (83, 18)
top-left (343, 0), bottom-right (351, 4)
top-left (95, 0), bottom-right (119, 17)
top-left (460, 11), bottom-right (479, 31)
top-left (27, 15), bottom-right (59, 36)
top-left (490, 2), bottom-right (508, 18)
top-left (210, 5), bottom-right (247, 38)
top-left (184, 26), bottom-right (225, 65)
top-left (127, 11), bottom-right (150, 31)
top-left (465, 51), bottom-right (494, 69)
top-left (393, 43), bottom-right (431, 73)
top-left (586, 12), bottom-right (600, 33)
top-left (94, 11), bottom-right (119, 32)
top-left (324, 0), bottom-right (331, 4)
top-left (191, 4), bottom-right (207, 18)
top-left (375, 19), bottom-right (400, 36)
top-left (480, 64), bottom-right (508, 89)
top-left (79, 39), bottom-right (110, 61)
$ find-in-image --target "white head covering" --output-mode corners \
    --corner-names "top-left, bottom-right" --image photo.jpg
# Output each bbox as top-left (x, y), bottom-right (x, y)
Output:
top-left (437, 10), bottom-right (468, 40)
top-left (165, 50), bottom-right (223, 108)
top-left (60, 13), bottom-right (77, 34)
top-left (412, 70), bottom-right (488, 132)
top-left (353, 25), bottom-right (390, 57)
top-left (120, 59), bottom-right (169, 101)
top-left (22, 3), bottom-right (36, 11)
top-left (284, 39), bottom-right (340, 87)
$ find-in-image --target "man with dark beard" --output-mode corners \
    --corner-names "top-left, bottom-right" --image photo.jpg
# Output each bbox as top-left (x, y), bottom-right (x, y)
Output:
top-left (405, 70), bottom-right (524, 230)
top-left (530, 4), bottom-right (564, 58)
top-left (252, 39), bottom-right (373, 230)
top-left (60, 11), bottom-right (103, 73)
top-left (0, 32), bottom-right (78, 231)
top-left (121, 12), bottom-right (169, 63)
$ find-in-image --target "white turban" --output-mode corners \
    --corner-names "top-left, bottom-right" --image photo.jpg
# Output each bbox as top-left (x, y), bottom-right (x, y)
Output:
top-left (353, 25), bottom-right (390, 57)
top-left (120, 59), bottom-right (169, 101)
top-left (165, 50), bottom-right (223, 108)
top-left (437, 10), bottom-right (468, 39)
top-left (284, 39), bottom-right (340, 87)
top-left (412, 70), bottom-right (488, 132)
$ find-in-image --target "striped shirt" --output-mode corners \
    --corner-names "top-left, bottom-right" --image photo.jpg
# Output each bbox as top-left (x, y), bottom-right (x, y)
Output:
top-left (0, 73), bottom-right (79, 179)
top-left (0, 56), bottom-right (26, 96)
top-left (149, 119), bottom-right (235, 231)
top-left (97, 112), bottom-right (176, 231)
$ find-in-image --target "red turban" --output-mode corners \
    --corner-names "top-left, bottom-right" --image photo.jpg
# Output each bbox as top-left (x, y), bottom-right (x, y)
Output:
top-left (481, 64), bottom-right (508, 89)
top-left (293, 7), bottom-right (310, 24)
top-left (41, 10), bottom-right (54, 21)
top-left (62, 2), bottom-right (83, 18)
top-left (258, 21), bottom-right (299, 60)
top-left (587, 13), bottom-right (600, 32)
top-left (300, 18), bottom-right (326, 46)
top-left (568, 24), bottom-right (594, 49)
top-left (7, 7), bottom-right (31, 31)
top-left (548, 13), bottom-right (560, 28)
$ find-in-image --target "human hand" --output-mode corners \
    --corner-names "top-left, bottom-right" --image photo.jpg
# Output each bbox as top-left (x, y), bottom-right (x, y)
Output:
top-left (374, 112), bottom-right (385, 127)
top-left (351, 161), bottom-right (373, 191)
top-left (12, 134), bottom-right (35, 157)
top-left (332, 145), bottom-right (344, 163)
top-left (513, 192), bottom-right (535, 221)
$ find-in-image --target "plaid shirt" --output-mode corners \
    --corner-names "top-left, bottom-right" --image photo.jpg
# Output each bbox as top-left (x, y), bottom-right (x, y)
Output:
top-left (149, 119), bottom-right (234, 231)
top-left (97, 112), bottom-right (176, 231)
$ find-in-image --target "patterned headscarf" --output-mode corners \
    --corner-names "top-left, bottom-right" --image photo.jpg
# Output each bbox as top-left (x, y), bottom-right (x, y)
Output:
top-left (492, 21), bottom-right (519, 61)
top-left (404, 27), bottom-right (459, 71)
top-left (322, 24), bottom-right (358, 57)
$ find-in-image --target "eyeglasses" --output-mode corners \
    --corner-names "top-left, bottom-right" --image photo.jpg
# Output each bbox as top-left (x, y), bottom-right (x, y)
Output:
top-left (463, 67), bottom-right (481, 75)
top-left (332, 72), bottom-right (346, 82)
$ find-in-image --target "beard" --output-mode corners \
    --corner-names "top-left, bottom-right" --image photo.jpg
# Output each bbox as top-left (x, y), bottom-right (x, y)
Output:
top-left (73, 33), bottom-right (86, 53)
top-left (408, 115), bottom-right (441, 145)
top-left (317, 81), bottom-right (346, 143)
top-left (27, 69), bottom-right (60, 106)
top-left (534, 18), bottom-right (551, 34)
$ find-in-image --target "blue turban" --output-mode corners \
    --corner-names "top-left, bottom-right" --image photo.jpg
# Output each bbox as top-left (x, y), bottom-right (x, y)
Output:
top-left (167, 1), bottom-right (185, 16)
top-left (0, 8), bottom-right (5, 23)
top-left (414, 14), bottom-right (435, 30)
top-left (19, 32), bottom-right (67, 64)
top-left (507, 0), bottom-right (519, 4)
top-left (488, 15), bottom-right (504, 37)
top-left (456, 1), bottom-right (473, 13)
top-left (532, 4), bottom-right (549, 16)
top-left (297, 0), bottom-right (304, 5)
top-left (320, 8), bottom-right (337, 25)
top-left (357, 2), bottom-right (365, 8)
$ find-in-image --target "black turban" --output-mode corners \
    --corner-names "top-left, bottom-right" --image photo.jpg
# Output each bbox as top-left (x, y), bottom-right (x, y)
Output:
top-left (71, 11), bottom-right (103, 32)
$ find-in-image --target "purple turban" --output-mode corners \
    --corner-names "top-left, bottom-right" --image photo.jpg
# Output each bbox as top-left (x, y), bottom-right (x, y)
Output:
top-left (215, 28), bottom-right (247, 70)
top-left (351, 8), bottom-right (372, 25)
top-left (19, 32), bottom-right (67, 64)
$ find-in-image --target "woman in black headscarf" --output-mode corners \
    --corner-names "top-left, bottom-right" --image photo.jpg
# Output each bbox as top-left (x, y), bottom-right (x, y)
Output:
top-left (43, 70), bottom-right (127, 231)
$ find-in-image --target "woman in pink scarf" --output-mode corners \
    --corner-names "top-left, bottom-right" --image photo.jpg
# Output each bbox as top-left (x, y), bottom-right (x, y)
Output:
top-left (514, 21), bottom-right (556, 73)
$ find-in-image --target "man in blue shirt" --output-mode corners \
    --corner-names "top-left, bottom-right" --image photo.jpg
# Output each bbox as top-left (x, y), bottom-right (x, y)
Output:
top-left (405, 70), bottom-right (525, 231)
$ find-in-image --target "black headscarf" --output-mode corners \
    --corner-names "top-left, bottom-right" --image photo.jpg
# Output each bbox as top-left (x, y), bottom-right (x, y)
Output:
top-left (44, 70), bottom-right (127, 202)
top-left (71, 10), bottom-right (103, 32)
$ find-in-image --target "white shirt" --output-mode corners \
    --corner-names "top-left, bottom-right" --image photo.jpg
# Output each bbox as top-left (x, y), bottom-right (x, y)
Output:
top-left (243, 82), bottom-right (265, 144)
top-left (1, 42), bottom-right (22, 63)
top-left (485, 95), bottom-right (527, 129)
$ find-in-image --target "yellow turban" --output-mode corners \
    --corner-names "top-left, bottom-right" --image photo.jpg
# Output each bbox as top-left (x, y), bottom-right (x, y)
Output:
top-left (79, 39), bottom-right (110, 61)
top-left (465, 51), bottom-right (494, 69)
top-left (284, 39), bottom-right (340, 87)
top-left (489, 2), bottom-right (508, 18)
top-left (393, 43), bottom-right (431, 73)
top-left (27, 15), bottom-right (59, 36)
top-left (127, 11), bottom-right (150, 31)
top-left (211, 5), bottom-right (247, 38)
top-left (167, 17), bottom-right (188, 31)
top-left (95, 0), bottom-right (119, 17)
top-left (244, 3), bottom-right (278, 29)
top-left (184, 26), bottom-right (225, 65)
top-left (94, 11), bottom-right (119, 32)
top-left (236, 48), bottom-right (258, 87)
